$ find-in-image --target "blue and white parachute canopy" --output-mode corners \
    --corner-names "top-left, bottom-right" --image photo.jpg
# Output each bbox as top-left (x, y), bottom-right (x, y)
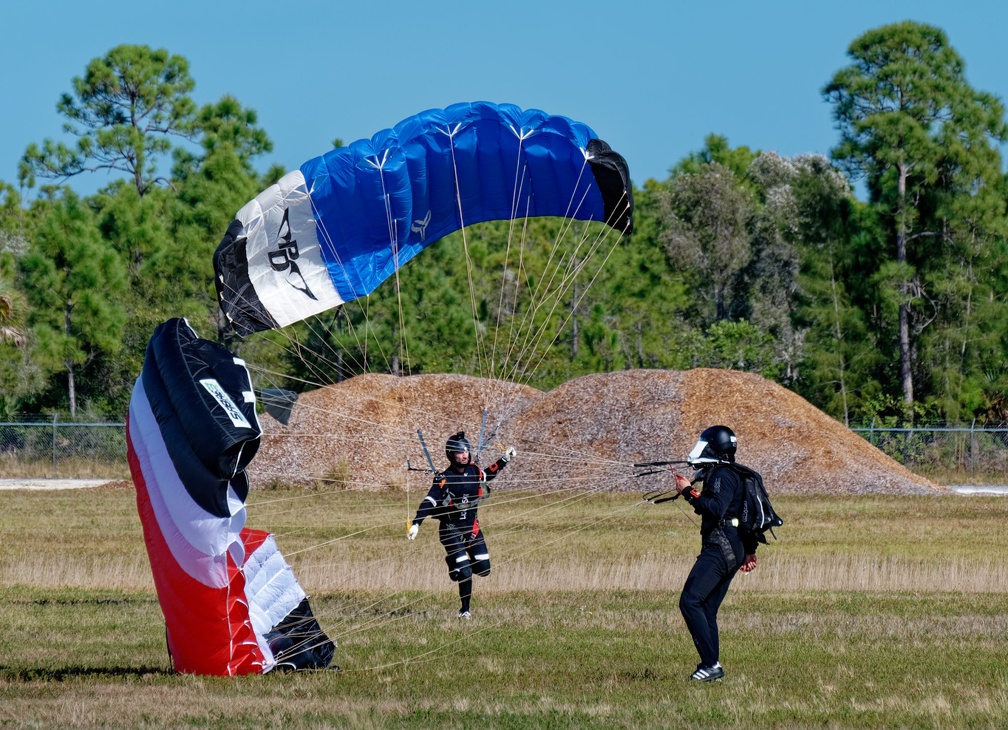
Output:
top-left (214, 101), bottom-right (634, 336)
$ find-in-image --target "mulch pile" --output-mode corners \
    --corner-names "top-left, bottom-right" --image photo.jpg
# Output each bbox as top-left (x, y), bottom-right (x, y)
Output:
top-left (250, 368), bottom-right (940, 495)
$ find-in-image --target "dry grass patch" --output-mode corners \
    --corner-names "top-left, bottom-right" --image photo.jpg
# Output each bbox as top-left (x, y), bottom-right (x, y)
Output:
top-left (4, 487), bottom-right (1007, 597)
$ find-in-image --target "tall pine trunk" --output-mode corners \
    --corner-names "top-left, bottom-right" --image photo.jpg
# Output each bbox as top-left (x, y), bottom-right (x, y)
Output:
top-left (896, 163), bottom-right (914, 406)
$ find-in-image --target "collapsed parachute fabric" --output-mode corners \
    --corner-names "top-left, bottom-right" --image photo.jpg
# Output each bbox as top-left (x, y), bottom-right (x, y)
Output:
top-left (126, 318), bottom-right (335, 675)
top-left (214, 101), bottom-right (634, 336)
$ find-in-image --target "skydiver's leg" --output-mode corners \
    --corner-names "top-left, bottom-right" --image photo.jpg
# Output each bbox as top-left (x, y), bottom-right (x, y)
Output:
top-left (456, 532), bottom-right (490, 616)
top-left (703, 572), bottom-right (735, 662)
top-left (458, 575), bottom-right (473, 614)
top-left (703, 529), bottom-right (744, 663)
top-left (440, 525), bottom-right (472, 613)
top-left (679, 548), bottom-right (729, 667)
top-left (440, 527), bottom-right (471, 580)
top-left (467, 532), bottom-right (491, 577)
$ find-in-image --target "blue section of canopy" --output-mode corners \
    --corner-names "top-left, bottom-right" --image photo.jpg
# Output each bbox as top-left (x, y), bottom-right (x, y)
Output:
top-left (299, 101), bottom-right (609, 303)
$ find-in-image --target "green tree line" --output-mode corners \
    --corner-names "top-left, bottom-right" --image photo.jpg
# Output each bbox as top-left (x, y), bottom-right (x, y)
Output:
top-left (1, 22), bottom-right (1006, 427)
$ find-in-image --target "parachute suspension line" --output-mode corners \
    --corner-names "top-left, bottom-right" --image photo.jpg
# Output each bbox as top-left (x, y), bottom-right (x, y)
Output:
top-left (296, 480), bottom-right (618, 634)
top-left (480, 128), bottom-right (541, 422)
top-left (356, 291), bottom-right (401, 376)
top-left (294, 312), bottom-right (361, 388)
top-left (247, 357), bottom-right (502, 481)
top-left (259, 448), bottom-right (645, 655)
top-left (489, 130), bottom-right (533, 382)
top-left (487, 143), bottom-right (525, 382)
top-left (475, 408), bottom-right (488, 463)
top-left (511, 224), bottom-right (627, 387)
top-left (499, 211), bottom-right (532, 385)
top-left (300, 308), bottom-right (342, 381)
top-left (513, 212), bottom-right (566, 334)
top-left (517, 155), bottom-right (594, 313)
top-left (445, 124), bottom-right (491, 380)
top-left (502, 222), bottom-right (566, 388)
top-left (376, 163), bottom-right (412, 378)
top-left (556, 153), bottom-right (595, 231)
top-left (488, 176), bottom-right (601, 420)
top-left (349, 293), bottom-right (394, 376)
top-left (248, 281), bottom-right (626, 525)
top-left (405, 456), bottom-right (411, 536)
top-left (496, 225), bottom-right (602, 390)
top-left (265, 328), bottom-right (327, 392)
top-left (233, 313), bottom-right (335, 395)
top-left (393, 253), bottom-right (411, 378)
top-left (300, 179), bottom-right (396, 378)
top-left (212, 261), bottom-right (357, 391)
top-left (495, 493), bottom-right (648, 570)
top-left (495, 216), bottom-right (590, 389)
top-left (251, 307), bottom-right (386, 395)
top-left (480, 152), bottom-right (532, 428)
top-left (497, 157), bottom-right (616, 391)
top-left (281, 522), bottom-right (398, 558)
top-left (489, 207), bottom-right (537, 425)
top-left (364, 295), bottom-right (370, 372)
top-left (496, 159), bottom-right (597, 388)
top-left (509, 222), bottom-right (625, 387)
top-left (245, 275), bottom-right (385, 388)
top-left (489, 178), bottom-right (560, 422)
top-left (342, 487), bottom-right (653, 672)
top-left (265, 458), bottom-right (630, 564)
top-left (484, 129), bottom-right (594, 419)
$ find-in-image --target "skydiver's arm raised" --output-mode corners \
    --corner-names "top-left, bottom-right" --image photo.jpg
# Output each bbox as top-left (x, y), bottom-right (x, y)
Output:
top-left (482, 446), bottom-right (516, 484)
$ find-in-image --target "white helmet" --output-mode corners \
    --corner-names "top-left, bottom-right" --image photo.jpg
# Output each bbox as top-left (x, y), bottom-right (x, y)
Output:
top-left (687, 425), bottom-right (737, 466)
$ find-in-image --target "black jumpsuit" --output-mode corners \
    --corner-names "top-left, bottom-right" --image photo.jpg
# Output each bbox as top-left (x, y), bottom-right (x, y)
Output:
top-left (678, 463), bottom-right (759, 668)
top-left (412, 456), bottom-right (508, 613)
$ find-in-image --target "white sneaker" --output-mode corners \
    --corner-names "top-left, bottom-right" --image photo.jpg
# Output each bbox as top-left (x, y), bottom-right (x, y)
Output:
top-left (458, 610), bottom-right (472, 619)
top-left (690, 662), bottom-right (724, 682)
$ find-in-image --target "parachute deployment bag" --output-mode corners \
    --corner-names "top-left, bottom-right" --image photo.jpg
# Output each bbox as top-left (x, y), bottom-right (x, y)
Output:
top-left (730, 463), bottom-right (783, 543)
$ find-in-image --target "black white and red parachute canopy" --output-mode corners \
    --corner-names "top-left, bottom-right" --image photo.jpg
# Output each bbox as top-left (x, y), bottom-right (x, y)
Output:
top-left (127, 318), bottom-right (334, 675)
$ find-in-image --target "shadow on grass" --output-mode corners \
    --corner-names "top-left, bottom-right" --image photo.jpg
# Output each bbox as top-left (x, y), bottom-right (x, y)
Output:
top-left (0, 665), bottom-right (173, 681)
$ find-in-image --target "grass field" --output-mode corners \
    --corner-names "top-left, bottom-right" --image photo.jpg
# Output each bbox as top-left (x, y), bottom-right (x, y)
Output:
top-left (1, 484), bottom-right (1007, 728)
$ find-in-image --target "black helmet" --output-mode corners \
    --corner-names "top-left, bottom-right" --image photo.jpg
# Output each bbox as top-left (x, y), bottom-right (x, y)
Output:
top-left (687, 425), bottom-right (737, 466)
top-left (445, 431), bottom-right (472, 465)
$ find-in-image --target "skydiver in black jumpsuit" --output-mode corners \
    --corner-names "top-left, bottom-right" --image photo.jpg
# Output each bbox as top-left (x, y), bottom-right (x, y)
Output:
top-left (673, 425), bottom-right (759, 682)
top-left (408, 431), bottom-right (516, 618)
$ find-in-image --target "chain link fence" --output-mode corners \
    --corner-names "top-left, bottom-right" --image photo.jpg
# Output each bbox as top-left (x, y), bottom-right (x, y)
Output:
top-left (1, 417), bottom-right (1006, 481)
top-left (851, 422), bottom-right (1008, 480)
top-left (0, 417), bottom-right (128, 478)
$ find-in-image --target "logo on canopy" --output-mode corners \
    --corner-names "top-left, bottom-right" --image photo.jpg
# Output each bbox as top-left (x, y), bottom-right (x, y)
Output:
top-left (268, 208), bottom-right (318, 301)
top-left (411, 210), bottom-right (432, 240)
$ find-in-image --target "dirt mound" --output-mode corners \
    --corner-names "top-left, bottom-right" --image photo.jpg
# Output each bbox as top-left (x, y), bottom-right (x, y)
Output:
top-left (250, 368), bottom-right (941, 495)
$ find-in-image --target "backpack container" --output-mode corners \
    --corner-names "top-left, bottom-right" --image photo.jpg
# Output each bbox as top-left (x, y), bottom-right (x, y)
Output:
top-left (730, 463), bottom-right (783, 544)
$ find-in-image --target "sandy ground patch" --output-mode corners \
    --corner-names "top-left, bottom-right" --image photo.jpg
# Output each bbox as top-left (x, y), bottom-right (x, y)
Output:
top-left (0, 478), bottom-right (114, 490)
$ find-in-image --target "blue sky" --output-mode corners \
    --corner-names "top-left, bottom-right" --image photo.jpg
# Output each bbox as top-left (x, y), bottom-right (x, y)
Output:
top-left (4, 1), bottom-right (1008, 199)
